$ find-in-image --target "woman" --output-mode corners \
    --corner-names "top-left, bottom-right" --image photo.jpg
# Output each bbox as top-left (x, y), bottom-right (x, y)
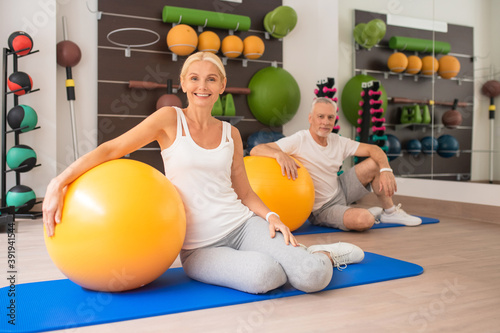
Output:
top-left (43, 52), bottom-right (364, 294)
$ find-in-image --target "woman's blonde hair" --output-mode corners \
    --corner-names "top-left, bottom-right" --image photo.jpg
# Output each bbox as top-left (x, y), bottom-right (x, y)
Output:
top-left (180, 51), bottom-right (227, 81)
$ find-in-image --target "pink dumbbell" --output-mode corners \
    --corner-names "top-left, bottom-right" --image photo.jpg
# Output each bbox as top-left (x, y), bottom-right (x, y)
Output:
top-left (323, 86), bottom-right (337, 93)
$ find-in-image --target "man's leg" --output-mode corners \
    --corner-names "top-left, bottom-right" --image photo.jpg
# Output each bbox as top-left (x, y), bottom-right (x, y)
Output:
top-left (353, 157), bottom-right (394, 209)
top-left (352, 158), bottom-right (421, 226)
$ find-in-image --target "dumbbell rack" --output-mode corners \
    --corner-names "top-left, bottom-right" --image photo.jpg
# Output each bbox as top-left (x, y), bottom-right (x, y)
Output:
top-left (356, 80), bottom-right (387, 163)
top-left (1, 47), bottom-right (42, 218)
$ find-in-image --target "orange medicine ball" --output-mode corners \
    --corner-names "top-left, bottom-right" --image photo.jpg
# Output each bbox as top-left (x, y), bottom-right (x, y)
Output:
top-left (438, 55), bottom-right (460, 79)
top-left (197, 31), bottom-right (220, 54)
top-left (406, 55), bottom-right (422, 75)
top-left (387, 52), bottom-right (408, 73)
top-left (221, 35), bottom-right (243, 58)
top-left (166, 24), bottom-right (198, 56)
top-left (243, 35), bottom-right (265, 59)
top-left (421, 56), bottom-right (439, 76)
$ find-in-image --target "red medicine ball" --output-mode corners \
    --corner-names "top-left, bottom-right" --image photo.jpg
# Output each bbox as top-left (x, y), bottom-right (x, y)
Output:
top-left (8, 31), bottom-right (33, 56)
top-left (7, 72), bottom-right (33, 95)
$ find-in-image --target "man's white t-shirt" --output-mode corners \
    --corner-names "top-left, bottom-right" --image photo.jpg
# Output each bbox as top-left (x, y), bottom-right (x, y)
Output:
top-left (275, 130), bottom-right (360, 210)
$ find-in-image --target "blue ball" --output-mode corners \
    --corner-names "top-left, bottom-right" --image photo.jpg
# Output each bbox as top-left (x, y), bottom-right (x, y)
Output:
top-left (421, 136), bottom-right (438, 154)
top-left (385, 134), bottom-right (401, 161)
top-left (437, 135), bottom-right (459, 158)
top-left (247, 130), bottom-right (285, 151)
top-left (406, 139), bottom-right (422, 156)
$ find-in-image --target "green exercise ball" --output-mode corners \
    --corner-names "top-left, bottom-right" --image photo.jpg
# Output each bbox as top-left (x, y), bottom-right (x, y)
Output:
top-left (341, 74), bottom-right (388, 127)
top-left (7, 144), bottom-right (37, 172)
top-left (247, 67), bottom-right (300, 127)
top-left (7, 104), bottom-right (38, 132)
top-left (6, 185), bottom-right (36, 213)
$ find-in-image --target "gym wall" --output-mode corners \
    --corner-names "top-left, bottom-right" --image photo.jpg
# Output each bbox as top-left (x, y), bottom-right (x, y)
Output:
top-left (97, 0), bottom-right (283, 171)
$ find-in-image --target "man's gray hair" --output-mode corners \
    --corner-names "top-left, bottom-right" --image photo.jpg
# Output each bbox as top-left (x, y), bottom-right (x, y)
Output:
top-left (310, 97), bottom-right (337, 113)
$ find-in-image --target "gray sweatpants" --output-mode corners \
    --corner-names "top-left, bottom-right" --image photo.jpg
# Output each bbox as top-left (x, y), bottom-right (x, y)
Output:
top-left (180, 216), bottom-right (333, 294)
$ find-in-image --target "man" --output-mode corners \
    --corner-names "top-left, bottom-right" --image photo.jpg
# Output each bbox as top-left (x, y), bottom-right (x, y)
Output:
top-left (250, 97), bottom-right (421, 231)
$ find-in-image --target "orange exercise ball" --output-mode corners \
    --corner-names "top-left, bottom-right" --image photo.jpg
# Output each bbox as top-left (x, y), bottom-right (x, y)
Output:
top-left (167, 24), bottom-right (198, 56)
top-left (221, 35), bottom-right (243, 58)
top-left (438, 55), bottom-right (460, 79)
top-left (387, 52), bottom-right (408, 73)
top-left (44, 159), bottom-right (186, 292)
top-left (244, 156), bottom-right (314, 231)
top-left (406, 55), bottom-right (422, 75)
top-left (421, 56), bottom-right (439, 76)
top-left (197, 31), bottom-right (220, 54)
top-left (243, 35), bottom-right (265, 59)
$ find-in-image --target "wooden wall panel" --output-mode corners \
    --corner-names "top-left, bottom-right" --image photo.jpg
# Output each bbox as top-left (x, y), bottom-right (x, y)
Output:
top-left (98, 0), bottom-right (283, 171)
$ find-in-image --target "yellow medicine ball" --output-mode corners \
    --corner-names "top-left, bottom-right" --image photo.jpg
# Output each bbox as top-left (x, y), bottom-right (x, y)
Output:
top-left (421, 56), bottom-right (439, 76)
top-left (166, 24), bottom-right (198, 56)
top-left (221, 35), bottom-right (243, 58)
top-left (406, 55), bottom-right (423, 75)
top-left (387, 52), bottom-right (408, 73)
top-left (243, 35), bottom-right (265, 59)
top-left (438, 55), bottom-right (460, 79)
top-left (197, 31), bottom-right (220, 54)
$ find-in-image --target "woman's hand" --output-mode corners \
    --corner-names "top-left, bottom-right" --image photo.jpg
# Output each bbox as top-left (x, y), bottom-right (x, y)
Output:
top-left (42, 178), bottom-right (66, 237)
top-left (267, 214), bottom-right (298, 247)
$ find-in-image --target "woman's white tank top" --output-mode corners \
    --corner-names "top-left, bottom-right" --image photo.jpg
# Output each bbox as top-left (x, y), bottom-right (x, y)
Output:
top-left (161, 107), bottom-right (253, 249)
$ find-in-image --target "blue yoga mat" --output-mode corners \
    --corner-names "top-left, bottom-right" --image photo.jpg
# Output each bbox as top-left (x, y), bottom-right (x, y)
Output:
top-left (293, 216), bottom-right (439, 235)
top-left (0, 252), bottom-right (423, 333)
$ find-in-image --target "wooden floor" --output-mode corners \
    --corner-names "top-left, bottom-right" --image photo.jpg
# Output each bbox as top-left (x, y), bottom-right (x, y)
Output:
top-left (2, 196), bottom-right (500, 333)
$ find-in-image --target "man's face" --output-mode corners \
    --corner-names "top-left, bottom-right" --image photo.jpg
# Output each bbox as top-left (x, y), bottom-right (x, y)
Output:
top-left (308, 102), bottom-right (337, 138)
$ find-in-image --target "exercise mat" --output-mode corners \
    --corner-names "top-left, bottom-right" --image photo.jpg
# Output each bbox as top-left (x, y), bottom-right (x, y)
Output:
top-left (293, 216), bottom-right (439, 235)
top-left (0, 253), bottom-right (423, 332)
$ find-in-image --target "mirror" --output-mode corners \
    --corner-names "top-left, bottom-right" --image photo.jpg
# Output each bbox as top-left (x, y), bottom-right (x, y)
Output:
top-left (347, 1), bottom-right (499, 185)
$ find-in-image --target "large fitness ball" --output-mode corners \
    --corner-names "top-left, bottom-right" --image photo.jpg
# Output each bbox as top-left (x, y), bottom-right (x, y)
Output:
top-left (7, 144), bottom-right (37, 172)
top-left (246, 130), bottom-right (285, 151)
top-left (437, 135), bottom-right (459, 158)
top-left (8, 31), bottom-right (33, 56)
top-left (7, 104), bottom-right (38, 132)
top-left (57, 40), bottom-right (82, 67)
top-left (341, 74), bottom-right (387, 127)
top-left (421, 136), bottom-right (439, 154)
top-left (166, 24), bottom-right (198, 56)
top-left (244, 156), bottom-right (314, 231)
top-left (247, 67), bottom-right (300, 126)
top-left (385, 134), bottom-right (402, 161)
top-left (7, 71), bottom-right (32, 95)
top-left (44, 159), bottom-right (186, 292)
top-left (6, 185), bottom-right (36, 213)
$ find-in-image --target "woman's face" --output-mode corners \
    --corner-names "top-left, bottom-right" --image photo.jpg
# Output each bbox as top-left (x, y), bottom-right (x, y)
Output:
top-left (181, 60), bottom-right (226, 108)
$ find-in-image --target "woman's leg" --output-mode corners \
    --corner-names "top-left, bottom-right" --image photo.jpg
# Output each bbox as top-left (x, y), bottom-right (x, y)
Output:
top-left (236, 216), bottom-right (333, 293)
top-left (180, 240), bottom-right (287, 294)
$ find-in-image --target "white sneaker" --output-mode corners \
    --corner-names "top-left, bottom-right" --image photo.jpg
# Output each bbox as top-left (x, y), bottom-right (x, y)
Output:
top-left (307, 242), bottom-right (365, 270)
top-left (380, 204), bottom-right (422, 226)
top-left (367, 206), bottom-right (383, 223)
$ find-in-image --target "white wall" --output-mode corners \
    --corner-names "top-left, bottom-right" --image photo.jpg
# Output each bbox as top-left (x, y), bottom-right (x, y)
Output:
top-left (282, 0), bottom-right (339, 136)
top-left (55, 0), bottom-right (98, 172)
top-left (0, 0), bottom-right (58, 199)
